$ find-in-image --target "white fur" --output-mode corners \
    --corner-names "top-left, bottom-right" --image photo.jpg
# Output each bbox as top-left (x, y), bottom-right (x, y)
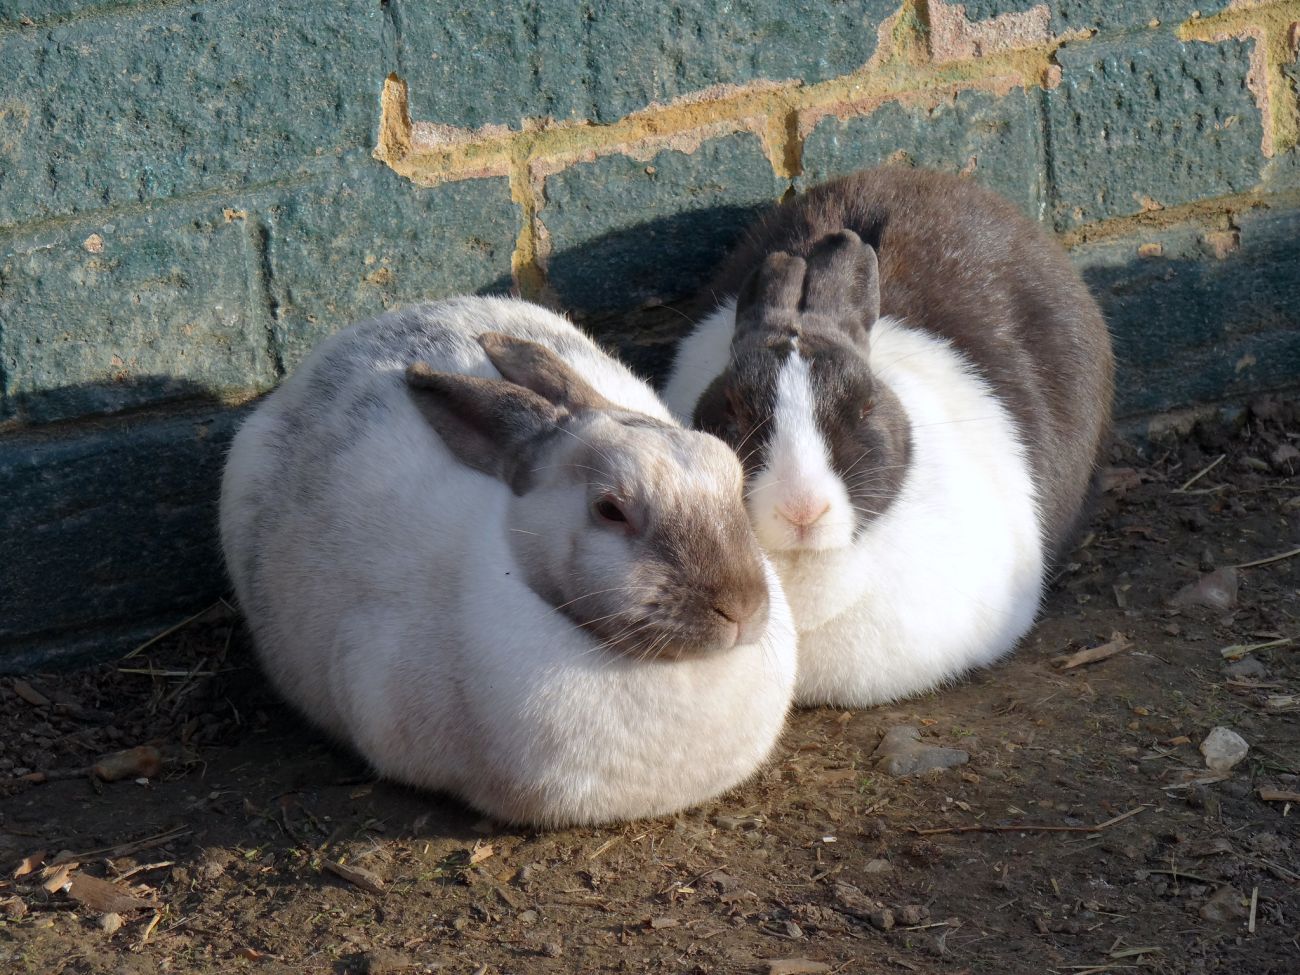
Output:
top-left (664, 305), bottom-right (1044, 707)
top-left (748, 349), bottom-right (855, 552)
top-left (221, 297), bottom-right (797, 826)
top-left (661, 299), bottom-right (737, 423)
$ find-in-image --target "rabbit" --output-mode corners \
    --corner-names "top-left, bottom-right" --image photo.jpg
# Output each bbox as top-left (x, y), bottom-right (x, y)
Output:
top-left (662, 167), bottom-right (1114, 707)
top-left (219, 296), bottom-right (797, 827)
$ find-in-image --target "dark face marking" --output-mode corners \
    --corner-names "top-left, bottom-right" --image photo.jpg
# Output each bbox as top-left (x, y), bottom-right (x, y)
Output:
top-left (695, 229), bottom-right (911, 538)
top-left (799, 335), bottom-right (912, 532)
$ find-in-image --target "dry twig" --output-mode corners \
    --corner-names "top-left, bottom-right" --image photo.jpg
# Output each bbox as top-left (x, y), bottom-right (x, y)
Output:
top-left (912, 805), bottom-right (1147, 837)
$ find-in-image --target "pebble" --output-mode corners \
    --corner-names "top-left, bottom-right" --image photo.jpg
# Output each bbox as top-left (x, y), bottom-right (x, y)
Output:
top-left (359, 948), bottom-right (415, 974)
top-left (1170, 568), bottom-right (1239, 612)
top-left (897, 904), bottom-right (929, 926)
top-left (861, 859), bottom-right (892, 874)
top-left (867, 908), bottom-right (895, 931)
top-left (872, 726), bottom-right (969, 777)
top-left (1198, 885), bottom-right (1247, 925)
top-left (1224, 657), bottom-right (1269, 680)
top-left (1200, 727), bottom-right (1249, 772)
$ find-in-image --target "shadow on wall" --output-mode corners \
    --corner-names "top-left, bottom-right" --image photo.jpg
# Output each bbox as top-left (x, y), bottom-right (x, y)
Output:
top-left (481, 202), bottom-right (769, 382)
top-left (1078, 207), bottom-right (1300, 417)
top-left (3, 205), bottom-right (1299, 670)
top-left (0, 380), bottom-right (248, 673)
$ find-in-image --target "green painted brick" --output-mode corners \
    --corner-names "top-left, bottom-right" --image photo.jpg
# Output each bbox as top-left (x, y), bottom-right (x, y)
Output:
top-left (0, 407), bottom-right (239, 672)
top-left (1075, 207), bottom-right (1300, 416)
top-left (798, 88), bottom-right (1047, 218)
top-left (0, 0), bottom-right (385, 229)
top-left (1045, 34), bottom-right (1264, 229)
top-left (541, 133), bottom-right (786, 317)
top-left (393, 0), bottom-right (897, 128)
top-left (0, 200), bottom-right (276, 424)
top-left (260, 163), bottom-right (517, 373)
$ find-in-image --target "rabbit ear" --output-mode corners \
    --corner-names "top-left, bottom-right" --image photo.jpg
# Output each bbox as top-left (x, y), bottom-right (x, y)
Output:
top-left (733, 251), bottom-right (806, 345)
top-left (803, 229), bottom-right (880, 337)
top-left (478, 333), bottom-right (614, 413)
top-left (405, 363), bottom-right (560, 489)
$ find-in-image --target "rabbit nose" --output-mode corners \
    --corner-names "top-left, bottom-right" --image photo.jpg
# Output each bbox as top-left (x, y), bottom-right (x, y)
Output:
top-left (712, 588), bottom-right (770, 648)
top-left (776, 498), bottom-right (831, 528)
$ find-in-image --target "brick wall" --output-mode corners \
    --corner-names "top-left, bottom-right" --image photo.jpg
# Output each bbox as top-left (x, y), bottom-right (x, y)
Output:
top-left (2, 0), bottom-right (1298, 668)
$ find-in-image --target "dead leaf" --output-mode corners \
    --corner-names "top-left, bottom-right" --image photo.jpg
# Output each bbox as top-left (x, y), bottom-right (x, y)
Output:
top-left (1100, 467), bottom-right (1143, 494)
top-left (767, 961), bottom-right (832, 975)
top-left (41, 862), bottom-right (76, 893)
top-left (13, 849), bottom-right (46, 879)
top-left (92, 746), bottom-right (162, 782)
top-left (1264, 694), bottom-right (1299, 713)
top-left (66, 873), bottom-right (155, 913)
top-left (1053, 632), bottom-right (1132, 670)
top-left (11, 679), bottom-right (51, 708)
top-left (323, 859), bottom-right (384, 894)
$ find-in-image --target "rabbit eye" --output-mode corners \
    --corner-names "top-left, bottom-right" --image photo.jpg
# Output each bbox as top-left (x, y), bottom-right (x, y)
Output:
top-left (594, 497), bottom-right (628, 524)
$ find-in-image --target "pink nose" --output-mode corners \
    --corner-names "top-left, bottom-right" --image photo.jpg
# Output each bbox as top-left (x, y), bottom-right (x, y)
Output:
top-left (776, 499), bottom-right (830, 528)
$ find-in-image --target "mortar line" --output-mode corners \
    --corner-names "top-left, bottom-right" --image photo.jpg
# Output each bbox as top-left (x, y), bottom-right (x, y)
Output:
top-left (1059, 185), bottom-right (1300, 248)
top-left (381, 36), bottom-right (1072, 191)
top-left (250, 217), bottom-right (285, 381)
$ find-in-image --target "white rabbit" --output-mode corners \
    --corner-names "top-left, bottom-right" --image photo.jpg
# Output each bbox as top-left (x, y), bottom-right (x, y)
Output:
top-left (220, 296), bottom-right (796, 827)
top-left (663, 168), bottom-right (1113, 707)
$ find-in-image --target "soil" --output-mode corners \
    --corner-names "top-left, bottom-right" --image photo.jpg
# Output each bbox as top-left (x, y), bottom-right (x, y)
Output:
top-left (1, 396), bottom-right (1298, 975)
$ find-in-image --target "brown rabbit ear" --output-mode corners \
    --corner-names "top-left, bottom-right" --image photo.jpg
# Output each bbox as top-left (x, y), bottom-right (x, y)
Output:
top-left (477, 333), bottom-right (613, 413)
top-left (802, 229), bottom-right (881, 336)
top-left (405, 362), bottom-right (560, 492)
top-left (733, 251), bottom-right (806, 345)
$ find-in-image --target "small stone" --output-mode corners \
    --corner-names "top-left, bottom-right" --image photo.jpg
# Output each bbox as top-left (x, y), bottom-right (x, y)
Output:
top-left (897, 904), bottom-right (930, 926)
top-left (359, 948), bottom-right (418, 974)
top-left (99, 912), bottom-right (123, 935)
top-left (867, 907), bottom-right (895, 931)
top-left (1246, 832), bottom-right (1285, 855)
top-left (1271, 443), bottom-right (1300, 473)
top-left (518, 909), bottom-right (538, 925)
top-left (1224, 657), bottom-right (1269, 680)
top-left (1200, 727), bottom-right (1249, 772)
top-left (1198, 548), bottom-right (1215, 572)
top-left (542, 941), bottom-right (563, 958)
top-left (861, 858), bottom-right (892, 874)
top-left (1137, 241), bottom-right (1163, 258)
top-left (872, 726), bottom-right (969, 777)
top-left (1170, 568), bottom-right (1239, 612)
top-left (82, 233), bottom-right (105, 254)
top-left (1198, 885), bottom-right (1247, 924)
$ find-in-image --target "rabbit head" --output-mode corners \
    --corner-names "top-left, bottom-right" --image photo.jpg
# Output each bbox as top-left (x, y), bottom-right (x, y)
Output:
top-left (692, 230), bottom-right (913, 554)
top-left (406, 332), bottom-right (770, 659)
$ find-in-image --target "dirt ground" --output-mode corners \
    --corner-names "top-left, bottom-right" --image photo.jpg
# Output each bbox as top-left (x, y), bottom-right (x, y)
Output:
top-left (1, 396), bottom-right (1298, 975)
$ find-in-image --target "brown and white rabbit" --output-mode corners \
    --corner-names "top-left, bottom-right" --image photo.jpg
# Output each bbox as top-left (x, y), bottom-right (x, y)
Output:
top-left (220, 296), bottom-right (797, 827)
top-left (663, 167), bottom-right (1113, 707)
